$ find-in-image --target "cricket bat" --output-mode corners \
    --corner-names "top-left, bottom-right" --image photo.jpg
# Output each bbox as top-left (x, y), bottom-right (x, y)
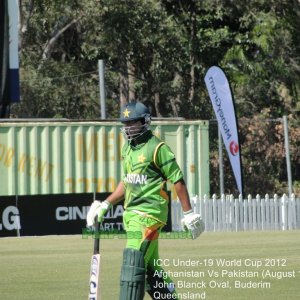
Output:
top-left (88, 217), bottom-right (101, 300)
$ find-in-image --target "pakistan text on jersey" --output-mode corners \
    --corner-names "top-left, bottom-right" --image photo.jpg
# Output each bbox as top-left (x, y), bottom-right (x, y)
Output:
top-left (124, 174), bottom-right (148, 184)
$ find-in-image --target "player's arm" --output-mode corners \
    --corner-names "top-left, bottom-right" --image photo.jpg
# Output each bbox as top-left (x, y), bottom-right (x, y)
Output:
top-left (174, 179), bottom-right (192, 212)
top-left (155, 143), bottom-right (192, 212)
top-left (106, 181), bottom-right (125, 205)
top-left (155, 144), bottom-right (205, 239)
top-left (86, 181), bottom-right (125, 226)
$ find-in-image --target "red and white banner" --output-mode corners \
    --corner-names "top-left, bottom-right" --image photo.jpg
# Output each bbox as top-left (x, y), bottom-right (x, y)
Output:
top-left (205, 66), bottom-right (243, 195)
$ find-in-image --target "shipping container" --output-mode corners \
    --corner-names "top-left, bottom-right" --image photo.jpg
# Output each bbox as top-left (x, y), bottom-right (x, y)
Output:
top-left (0, 120), bottom-right (209, 199)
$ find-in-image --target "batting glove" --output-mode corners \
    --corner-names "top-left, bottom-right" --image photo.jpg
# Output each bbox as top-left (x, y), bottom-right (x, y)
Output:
top-left (181, 210), bottom-right (205, 239)
top-left (86, 200), bottom-right (111, 227)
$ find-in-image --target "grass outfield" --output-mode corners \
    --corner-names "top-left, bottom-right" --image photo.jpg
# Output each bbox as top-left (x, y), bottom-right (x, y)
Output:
top-left (0, 231), bottom-right (300, 300)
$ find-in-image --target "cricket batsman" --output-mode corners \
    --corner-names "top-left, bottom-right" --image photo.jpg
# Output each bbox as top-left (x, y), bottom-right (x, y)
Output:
top-left (87, 101), bottom-right (204, 299)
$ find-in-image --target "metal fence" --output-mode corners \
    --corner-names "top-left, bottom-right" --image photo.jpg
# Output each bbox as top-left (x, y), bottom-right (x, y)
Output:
top-left (208, 118), bottom-right (300, 197)
top-left (171, 194), bottom-right (300, 232)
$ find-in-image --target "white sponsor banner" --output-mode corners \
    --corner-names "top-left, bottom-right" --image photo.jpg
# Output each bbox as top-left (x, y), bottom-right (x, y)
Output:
top-left (204, 66), bottom-right (243, 194)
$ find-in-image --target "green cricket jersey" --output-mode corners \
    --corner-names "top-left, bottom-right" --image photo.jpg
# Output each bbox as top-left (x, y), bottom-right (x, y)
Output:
top-left (121, 130), bottom-right (183, 223)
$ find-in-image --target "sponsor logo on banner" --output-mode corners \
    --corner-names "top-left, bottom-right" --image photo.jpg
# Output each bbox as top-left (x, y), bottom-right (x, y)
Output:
top-left (0, 206), bottom-right (21, 231)
top-left (205, 66), bottom-right (243, 194)
top-left (0, 193), bottom-right (123, 237)
top-left (229, 140), bottom-right (239, 156)
top-left (0, 193), bottom-right (171, 237)
top-left (55, 204), bottom-right (125, 231)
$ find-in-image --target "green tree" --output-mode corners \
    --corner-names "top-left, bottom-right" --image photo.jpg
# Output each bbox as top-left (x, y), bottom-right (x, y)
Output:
top-left (11, 0), bottom-right (300, 195)
top-left (16, 0), bottom-right (101, 118)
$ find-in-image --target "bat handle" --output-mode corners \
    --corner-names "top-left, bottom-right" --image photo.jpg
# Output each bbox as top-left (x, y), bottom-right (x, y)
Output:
top-left (94, 217), bottom-right (100, 254)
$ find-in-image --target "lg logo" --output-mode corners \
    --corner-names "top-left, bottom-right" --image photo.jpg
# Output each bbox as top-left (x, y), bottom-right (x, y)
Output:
top-left (0, 206), bottom-right (21, 231)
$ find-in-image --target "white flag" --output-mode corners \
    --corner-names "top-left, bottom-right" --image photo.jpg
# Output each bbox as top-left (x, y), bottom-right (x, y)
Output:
top-left (204, 66), bottom-right (243, 195)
